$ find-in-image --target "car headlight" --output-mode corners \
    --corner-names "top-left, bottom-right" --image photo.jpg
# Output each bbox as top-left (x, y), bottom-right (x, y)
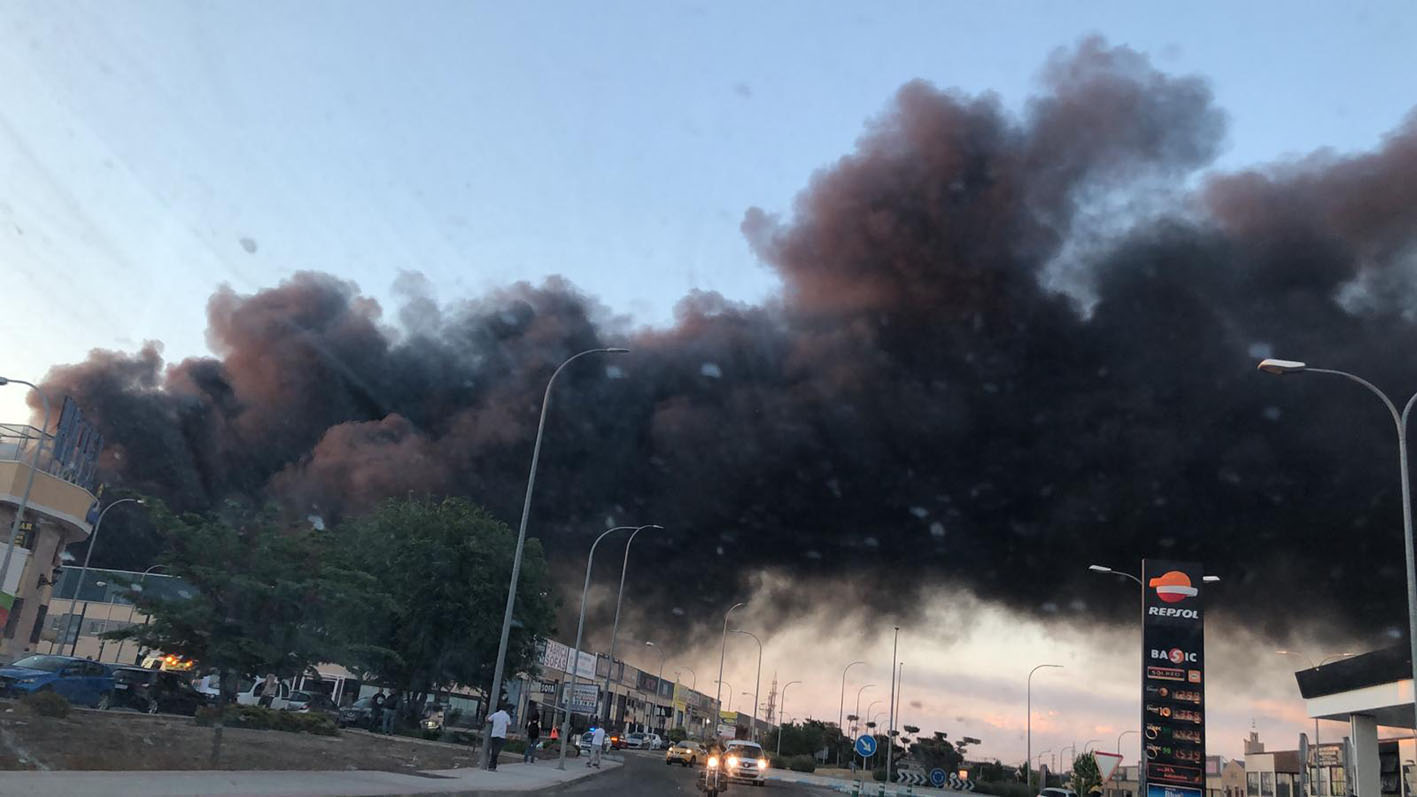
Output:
top-left (727, 755), bottom-right (739, 767)
top-left (708, 755), bottom-right (720, 769)
top-left (16, 677), bottom-right (41, 685)
top-left (758, 758), bottom-right (768, 770)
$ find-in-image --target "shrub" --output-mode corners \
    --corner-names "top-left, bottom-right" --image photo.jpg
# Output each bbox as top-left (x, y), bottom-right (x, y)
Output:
top-left (873, 768), bottom-right (888, 781)
top-left (21, 690), bottom-right (70, 718)
top-left (668, 727), bottom-right (688, 743)
top-left (788, 755), bottom-right (816, 773)
top-left (502, 739), bottom-right (527, 754)
top-left (194, 705), bottom-right (337, 736)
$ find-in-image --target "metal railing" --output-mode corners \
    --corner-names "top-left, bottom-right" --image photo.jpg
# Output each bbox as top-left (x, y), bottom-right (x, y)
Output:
top-left (0, 423), bottom-right (100, 492)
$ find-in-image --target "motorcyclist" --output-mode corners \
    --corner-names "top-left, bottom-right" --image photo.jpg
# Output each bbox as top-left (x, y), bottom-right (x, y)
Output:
top-left (700, 738), bottom-right (729, 794)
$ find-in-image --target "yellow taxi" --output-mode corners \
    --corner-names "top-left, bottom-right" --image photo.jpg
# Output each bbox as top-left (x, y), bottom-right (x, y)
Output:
top-left (666, 739), bottom-right (709, 766)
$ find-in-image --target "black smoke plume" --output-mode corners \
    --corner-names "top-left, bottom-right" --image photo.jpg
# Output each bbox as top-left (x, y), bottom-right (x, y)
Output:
top-left (36, 38), bottom-right (1417, 643)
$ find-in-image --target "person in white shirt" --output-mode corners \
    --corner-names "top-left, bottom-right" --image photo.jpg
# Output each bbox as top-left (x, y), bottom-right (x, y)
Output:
top-left (588, 723), bottom-right (606, 768)
top-left (486, 704), bottom-right (512, 770)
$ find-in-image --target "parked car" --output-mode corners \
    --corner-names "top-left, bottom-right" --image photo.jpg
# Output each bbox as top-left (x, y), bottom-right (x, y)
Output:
top-left (0, 655), bottom-right (114, 708)
top-left (624, 732), bottom-right (647, 749)
top-left (338, 696), bottom-right (380, 729)
top-left (645, 732), bottom-right (666, 750)
top-left (285, 690), bottom-right (339, 719)
top-left (108, 667), bottom-right (209, 715)
top-left (234, 677), bottom-right (292, 710)
top-left (666, 740), bottom-right (707, 766)
top-left (1040, 789), bottom-right (1079, 797)
top-left (723, 739), bottom-right (769, 786)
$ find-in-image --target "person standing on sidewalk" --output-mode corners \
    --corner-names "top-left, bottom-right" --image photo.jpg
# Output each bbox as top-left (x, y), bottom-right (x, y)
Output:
top-left (382, 690), bottom-right (400, 734)
top-left (587, 721), bottom-right (606, 769)
top-left (370, 690), bottom-right (386, 732)
top-left (523, 704), bottom-right (541, 764)
top-left (486, 703), bottom-right (512, 770)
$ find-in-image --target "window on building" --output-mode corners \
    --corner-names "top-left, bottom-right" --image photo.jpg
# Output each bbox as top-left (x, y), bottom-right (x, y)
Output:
top-left (1262, 772), bottom-right (1275, 797)
top-left (1277, 774), bottom-right (1292, 797)
top-left (1330, 767), bottom-right (1346, 797)
top-left (1250, 773), bottom-right (1262, 797)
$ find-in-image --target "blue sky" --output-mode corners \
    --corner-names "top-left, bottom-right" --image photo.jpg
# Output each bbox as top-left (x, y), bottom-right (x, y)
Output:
top-left (2, 1), bottom-right (1414, 426)
top-left (1, 1), bottom-right (1414, 756)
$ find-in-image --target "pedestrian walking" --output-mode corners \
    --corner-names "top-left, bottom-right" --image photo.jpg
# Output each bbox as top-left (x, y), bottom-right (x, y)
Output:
top-left (523, 703), bottom-right (541, 764)
top-left (382, 690), bottom-right (400, 734)
top-left (486, 702), bottom-right (512, 770)
top-left (587, 722), bottom-right (606, 769)
top-left (257, 674), bottom-right (279, 708)
top-left (370, 690), bottom-right (386, 732)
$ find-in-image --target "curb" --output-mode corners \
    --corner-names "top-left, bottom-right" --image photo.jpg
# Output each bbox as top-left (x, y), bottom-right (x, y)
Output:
top-left (371, 759), bottom-right (622, 796)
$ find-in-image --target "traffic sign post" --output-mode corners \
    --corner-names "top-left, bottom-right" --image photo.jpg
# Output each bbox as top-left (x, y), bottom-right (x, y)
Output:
top-left (931, 768), bottom-right (948, 788)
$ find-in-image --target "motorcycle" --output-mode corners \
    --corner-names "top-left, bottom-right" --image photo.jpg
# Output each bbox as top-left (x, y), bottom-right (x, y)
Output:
top-left (700, 753), bottom-right (729, 795)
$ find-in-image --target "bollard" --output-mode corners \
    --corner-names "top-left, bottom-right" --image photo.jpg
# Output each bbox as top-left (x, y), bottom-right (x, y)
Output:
top-left (851, 781), bottom-right (861, 797)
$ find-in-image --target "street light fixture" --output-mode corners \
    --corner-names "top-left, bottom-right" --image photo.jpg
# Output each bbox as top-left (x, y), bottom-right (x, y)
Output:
top-left (854, 683), bottom-right (875, 739)
top-left (777, 680), bottom-right (802, 761)
top-left (644, 641), bottom-right (667, 733)
top-left (0, 376), bottom-right (51, 599)
top-left (1258, 357), bottom-right (1417, 753)
top-left (555, 524), bottom-right (644, 770)
top-left (67, 497), bottom-right (146, 656)
top-left (838, 660), bottom-right (866, 766)
top-left (601, 524), bottom-right (666, 721)
top-left (485, 347), bottom-right (627, 770)
top-left (715, 680), bottom-right (733, 713)
top-left (1027, 664), bottom-right (1063, 793)
top-left (115, 563), bottom-right (168, 665)
top-left (714, 602), bottom-right (745, 733)
top-left (732, 629), bottom-right (763, 741)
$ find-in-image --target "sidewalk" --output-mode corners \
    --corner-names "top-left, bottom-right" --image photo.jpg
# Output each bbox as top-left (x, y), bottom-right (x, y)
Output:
top-left (0, 759), bottom-right (621, 797)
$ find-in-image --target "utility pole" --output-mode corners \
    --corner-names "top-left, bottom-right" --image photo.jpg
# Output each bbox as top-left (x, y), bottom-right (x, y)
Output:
top-left (765, 673), bottom-right (778, 726)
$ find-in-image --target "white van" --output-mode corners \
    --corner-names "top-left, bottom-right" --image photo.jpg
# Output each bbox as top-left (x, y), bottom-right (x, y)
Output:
top-left (234, 676), bottom-right (293, 710)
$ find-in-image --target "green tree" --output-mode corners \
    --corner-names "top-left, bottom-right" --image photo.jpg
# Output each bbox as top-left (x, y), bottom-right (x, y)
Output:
top-left (105, 499), bottom-right (370, 765)
top-left (1072, 753), bottom-right (1102, 796)
top-left (334, 496), bottom-right (556, 716)
top-left (910, 731), bottom-right (963, 775)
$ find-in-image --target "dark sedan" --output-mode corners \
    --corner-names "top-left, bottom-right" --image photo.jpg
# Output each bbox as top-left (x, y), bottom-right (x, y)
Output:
top-left (337, 696), bottom-right (379, 729)
top-left (108, 667), bottom-right (210, 715)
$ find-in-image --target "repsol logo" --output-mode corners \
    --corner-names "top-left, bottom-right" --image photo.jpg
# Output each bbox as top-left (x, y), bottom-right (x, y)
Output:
top-left (1148, 606), bottom-right (1200, 619)
top-left (1151, 648), bottom-right (1199, 664)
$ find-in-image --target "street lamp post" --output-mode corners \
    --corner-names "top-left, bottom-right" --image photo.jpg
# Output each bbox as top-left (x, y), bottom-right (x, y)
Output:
top-left (1028, 664), bottom-right (1064, 793)
top-left (600, 524), bottom-right (664, 723)
top-left (644, 641), bottom-right (667, 733)
top-left (854, 684), bottom-right (874, 739)
top-left (777, 680), bottom-right (802, 761)
top-left (1084, 739), bottom-right (1102, 753)
top-left (714, 602), bottom-right (745, 737)
top-left (838, 660), bottom-right (866, 766)
top-left (1038, 749), bottom-right (1053, 786)
top-left (67, 498), bottom-right (144, 656)
top-left (675, 666), bottom-right (697, 733)
top-left (1259, 358), bottom-right (1417, 756)
top-left (733, 629), bottom-right (762, 741)
top-left (555, 525), bottom-right (641, 770)
top-left (715, 680), bottom-right (733, 714)
top-left (115, 563), bottom-right (167, 666)
top-left (887, 626), bottom-right (899, 785)
top-left (1117, 729), bottom-right (1138, 754)
top-left (484, 347), bottom-right (627, 770)
top-left (1276, 651), bottom-right (1354, 749)
top-left (0, 377), bottom-right (51, 602)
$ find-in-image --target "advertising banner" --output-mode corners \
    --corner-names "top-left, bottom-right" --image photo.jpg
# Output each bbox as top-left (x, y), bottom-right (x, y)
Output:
top-left (1142, 560), bottom-right (1207, 797)
top-left (561, 682), bottom-right (600, 714)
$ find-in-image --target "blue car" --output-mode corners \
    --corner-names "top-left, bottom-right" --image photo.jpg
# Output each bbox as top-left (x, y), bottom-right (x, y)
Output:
top-left (0, 654), bottom-right (115, 708)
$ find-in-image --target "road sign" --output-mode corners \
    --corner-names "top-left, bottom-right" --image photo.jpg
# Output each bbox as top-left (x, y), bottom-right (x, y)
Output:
top-left (1095, 751), bottom-right (1124, 782)
top-left (897, 770), bottom-right (927, 786)
top-left (931, 768), bottom-right (948, 787)
top-left (854, 734), bottom-right (877, 757)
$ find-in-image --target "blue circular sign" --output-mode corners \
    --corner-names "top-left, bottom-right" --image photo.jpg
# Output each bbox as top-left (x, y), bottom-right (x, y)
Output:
top-left (931, 768), bottom-right (948, 787)
top-left (854, 734), bottom-right (877, 757)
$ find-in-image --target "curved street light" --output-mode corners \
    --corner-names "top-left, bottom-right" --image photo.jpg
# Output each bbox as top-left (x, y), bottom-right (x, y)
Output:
top-left (556, 524), bottom-right (641, 770)
top-left (776, 680), bottom-right (802, 760)
top-left (837, 660), bottom-right (866, 766)
top-left (853, 683), bottom-right (875, 738)
top-left (67, 497), bottom-right (146, 655)
top-left (733, 629), bottom-right (763, 741)
top-left (1027, 664), bottom-right (1063, 793)
top-left (600, 523), bottom-right (665, 720)
top-left (485, 347), bottom-right (627, 769)
top-left (1259, 357), bottom-right (1417, 754)
top-left (644, 641), bottom-right (667, 732)
top-left (714, 602), bottom-right (745, 728)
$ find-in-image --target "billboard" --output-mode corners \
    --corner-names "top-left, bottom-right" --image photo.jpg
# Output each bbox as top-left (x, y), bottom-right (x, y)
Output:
top-left (1141, 560), bottom-right (1207, 797)
top-left (561, 682), bottom-right (600, 714)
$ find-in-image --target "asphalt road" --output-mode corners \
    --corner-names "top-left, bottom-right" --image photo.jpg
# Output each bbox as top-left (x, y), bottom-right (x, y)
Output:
top-left (554, 750), bottom-right (831, 796)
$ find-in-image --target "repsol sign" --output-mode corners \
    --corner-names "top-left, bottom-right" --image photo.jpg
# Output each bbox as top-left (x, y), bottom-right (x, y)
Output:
top-left (1148, 606), bottom-right (1199, 619)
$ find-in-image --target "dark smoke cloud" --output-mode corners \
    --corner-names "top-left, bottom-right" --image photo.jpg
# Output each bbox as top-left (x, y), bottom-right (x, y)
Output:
top-left (35, 38), bottom-right (1417, 643)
